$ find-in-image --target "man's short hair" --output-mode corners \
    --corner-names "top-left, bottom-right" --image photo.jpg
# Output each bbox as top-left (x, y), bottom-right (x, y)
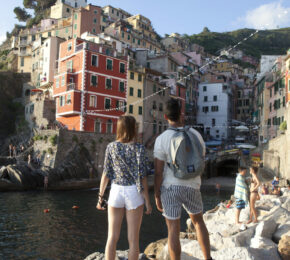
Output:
top-left (238, 166), bottom-right (247, 172)
top-left (165, 98), bottom-right (181, 122)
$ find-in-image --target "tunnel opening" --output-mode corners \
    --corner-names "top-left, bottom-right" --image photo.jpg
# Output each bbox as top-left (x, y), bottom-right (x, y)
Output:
top-left (216, 159), bottom-right (239, 177)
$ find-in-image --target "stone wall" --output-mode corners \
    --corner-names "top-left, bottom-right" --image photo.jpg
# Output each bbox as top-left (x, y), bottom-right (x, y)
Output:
top-left (55, 129), bottom-right (115, 179)
top-left (263, 105), bottom-right (290, 180)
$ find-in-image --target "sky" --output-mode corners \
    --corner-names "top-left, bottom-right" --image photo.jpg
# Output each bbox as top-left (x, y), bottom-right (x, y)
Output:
top-left (1, 0), bottom-right (290, 44)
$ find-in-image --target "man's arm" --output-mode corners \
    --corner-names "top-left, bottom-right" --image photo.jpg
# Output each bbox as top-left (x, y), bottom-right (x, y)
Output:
top-left (154, 158), bottom-right (164, 212)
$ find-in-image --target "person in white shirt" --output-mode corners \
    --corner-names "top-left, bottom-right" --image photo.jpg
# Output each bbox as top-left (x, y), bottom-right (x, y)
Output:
top-left (154, 98), bottom-right (212, 260)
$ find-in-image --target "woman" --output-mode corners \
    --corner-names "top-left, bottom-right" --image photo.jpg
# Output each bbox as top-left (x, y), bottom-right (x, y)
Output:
top-left (97, 116), bottom-right (152, 260)
top-left (247, 166), bottom-right (261, 224)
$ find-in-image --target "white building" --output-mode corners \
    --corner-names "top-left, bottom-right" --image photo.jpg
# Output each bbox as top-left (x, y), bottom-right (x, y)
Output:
top-left (31, 37), bottom-right (64, 94)
top-left (197, 82), bottom-right (232, 140)
top-left (56, 0), bottom-right (88, 8)
top-left (258, 55), bottom-right (281, 78)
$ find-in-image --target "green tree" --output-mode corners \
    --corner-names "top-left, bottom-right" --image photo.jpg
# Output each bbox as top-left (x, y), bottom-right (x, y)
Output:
top-left (202, 27), bottom-right (210, 33)
top-left (14, 7), bottom-right (31, 22)
top-left (23, 0), bottom-right (36, 9)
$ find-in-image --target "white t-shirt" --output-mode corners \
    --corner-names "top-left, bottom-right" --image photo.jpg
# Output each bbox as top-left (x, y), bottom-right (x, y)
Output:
top-left (154, 127), bottom-right (206, 190)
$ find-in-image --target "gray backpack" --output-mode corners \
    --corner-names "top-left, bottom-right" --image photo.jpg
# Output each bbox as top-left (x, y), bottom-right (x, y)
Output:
top-left (168, 127), bottom-right (205, 179)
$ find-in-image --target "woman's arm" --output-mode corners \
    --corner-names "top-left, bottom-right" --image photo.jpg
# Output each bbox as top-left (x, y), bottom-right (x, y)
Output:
top-left (253, 175), bottom-right (261, 191)
top-left (96, 173), bottom-right (110, 210)
top-left (141, 176), bottom-right (152, 215)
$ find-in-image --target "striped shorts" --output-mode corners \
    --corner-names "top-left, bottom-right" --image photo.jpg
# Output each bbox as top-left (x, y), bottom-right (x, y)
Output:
top-left (236, 199), bottom-right (246, 209)
top-left (161, 185), bottom-right (203, 220)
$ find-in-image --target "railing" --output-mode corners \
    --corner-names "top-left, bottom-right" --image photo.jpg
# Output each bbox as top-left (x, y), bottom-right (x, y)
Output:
top-left (67, 83), bottom-right (76, 91)
top-left (75, 43), bottom-right (85, 52)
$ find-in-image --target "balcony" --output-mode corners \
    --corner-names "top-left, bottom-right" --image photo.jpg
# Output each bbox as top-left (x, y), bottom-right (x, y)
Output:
top-left (67, 83), bottom-right (76, 91)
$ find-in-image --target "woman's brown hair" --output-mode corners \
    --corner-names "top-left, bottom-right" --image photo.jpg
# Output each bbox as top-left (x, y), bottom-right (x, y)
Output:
top-left (116, 115), bottom-right (137, 143)
top-left (250, 166), bottom-right (259, 174)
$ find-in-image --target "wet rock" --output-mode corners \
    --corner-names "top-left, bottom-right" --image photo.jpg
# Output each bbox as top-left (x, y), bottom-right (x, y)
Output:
top-left (144, 238), bottom-right (168, 259)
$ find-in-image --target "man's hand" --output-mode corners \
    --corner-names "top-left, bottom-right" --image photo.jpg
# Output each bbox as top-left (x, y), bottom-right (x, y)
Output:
top-left (155, 195), bottom-right (163, 212)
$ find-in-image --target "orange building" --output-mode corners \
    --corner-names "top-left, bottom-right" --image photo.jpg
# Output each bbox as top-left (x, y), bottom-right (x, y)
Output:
top-left (53, 38), bottom-right (127, 133)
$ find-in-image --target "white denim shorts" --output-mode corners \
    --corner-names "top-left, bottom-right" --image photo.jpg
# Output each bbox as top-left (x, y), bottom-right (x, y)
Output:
top-left (108, 184), bottom-right (144, 210)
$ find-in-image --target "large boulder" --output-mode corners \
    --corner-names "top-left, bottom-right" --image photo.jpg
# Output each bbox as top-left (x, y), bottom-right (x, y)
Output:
top-left (278, 234), bottom-right (290, 260)
top-left (281, 197), bottom-right (290, 212)
top-left (273, 220), bottom-right (290, 243)
top-left (84, 251), bottom-right (148, 260)
top-left (255, 219), bottom-right (278, 238)
top-left (144, 238), bottom-right (168, 259)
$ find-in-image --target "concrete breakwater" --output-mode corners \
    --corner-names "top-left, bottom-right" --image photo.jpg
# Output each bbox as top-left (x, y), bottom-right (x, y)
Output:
top-left (85, 189), bottom-right (290, 260)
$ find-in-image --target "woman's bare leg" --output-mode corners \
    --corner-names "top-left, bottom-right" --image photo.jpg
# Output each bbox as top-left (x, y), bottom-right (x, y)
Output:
top-left (105, 206), bottom-right (125, 260)
top-left (126, 205), bottom-right (144, 260)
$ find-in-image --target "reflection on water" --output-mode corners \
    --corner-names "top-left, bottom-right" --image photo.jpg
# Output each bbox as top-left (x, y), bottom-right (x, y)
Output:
top-left (0, 188), bottom-right (232, 260)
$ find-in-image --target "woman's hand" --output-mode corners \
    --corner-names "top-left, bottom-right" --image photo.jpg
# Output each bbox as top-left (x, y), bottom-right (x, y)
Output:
top-left (155, 195), bottom-right (163, 212)
top-left (96, 198), bottom-right (106, 211)
top-left (145, 201), bottom-right (152, 215)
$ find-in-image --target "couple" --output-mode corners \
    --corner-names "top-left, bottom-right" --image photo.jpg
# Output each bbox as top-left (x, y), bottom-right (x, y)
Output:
top-left (97, 99), bottom-right (212, 260)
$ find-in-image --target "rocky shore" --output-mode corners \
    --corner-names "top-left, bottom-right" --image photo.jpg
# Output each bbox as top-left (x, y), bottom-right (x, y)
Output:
top-left (85, 189), bottom-right (290, 260)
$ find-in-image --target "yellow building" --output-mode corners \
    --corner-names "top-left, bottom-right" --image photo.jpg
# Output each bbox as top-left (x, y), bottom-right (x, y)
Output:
top-left (105, 20), bottom-right (162, 53)
top-left (126, 63), bottom-right (146, 133)
top-left (126, 14), bottom-right (158, 41)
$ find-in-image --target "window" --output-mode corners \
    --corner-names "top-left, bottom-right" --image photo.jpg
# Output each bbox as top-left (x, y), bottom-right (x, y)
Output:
top-left (268, 119), bottom-right (271, 126)
top-left (213, 95), bottom-right (217, 101)
top-left (152, 101), bottom-right (157, 110)
top-left (122, 32), bottom-right (124, 38)
top-left (89, 95), bottom-right (97, 107)
top-left (138, 39), bottom-right (141, 45)
top-left (153, 84), bottom-right (157, 93)
top-left (94, 121), bottom-right (101, 133)
top-left (92, 28), bottom-right (96, 33)
top-left (91, 55), bottom-right (98, 66)
top-left (61, 75), bottom-right (65, 86)
top-left (21, 57), bottom-right (24, 67)
top-left (107, 120), bottom-right (113, 133)
top-left (270, 89), bottom-right (272, 97)
top-left (66, 94), bottom-right (71, 104)
top-left (75, 2), bottom-right (77, 8)
top-left (91, 75), bottom-right (98, 86)
top-left (128, 35), bottom-right (130, 40)
top-left (203, 86), bottom-right (207, 92)
top-left (159, 103), bottom-right (163, 112)
top-left (129, 87), bottom-right (134, 96)
top-left (211, 106), bottom-right (219, 112)
top-left (202, 106), bottom-right (209, 113)
top-left (59, 96), bottom-right (65, 107)
top-left (138, 74), bottom-right (142, 82)
top-left (129, 105), bottom-right (133, 114)
top-left (269, 103), bottom-right (272, 112)
top-left (138, 106), bottom-right (142, 115)
top-left (117, 100), bottom-right (125, 111)
top-left (283, 96), bottom-right (286, 107)
top-left (106, 59), bottom-right (113, 70)
top-left (137, 89), bottom-right (142, 98)
top-left (204, 96), bottom-right (208, 102)
top-left (55, 78), bottom-right (59, 88)
top-left (130, 72), bottom-right (134, 80)
top-left (120, 63), bottom-right (125, 73)
top-left (212, 118), bottom-right (216, 127)
top-left (105, 98), bottom-right (111, 109)
top-left (106, 78), bottom-right (112, 89)
top-left (32, 35), bottom-right (36, 41)
top-left (119, 81), bottom-right (125, 92)
top-left (93, 18), bottom-right (97, 24)
top-left (48, 32), bottom-right (51, 37)
top-left (74, 24), bottom-right (77, 30)
top-left (66, 8), bottom-right (70, 13)
top-left (94, 10), bottom-right (98, 14)
top-left (66, 60), bottom-right (73, 71)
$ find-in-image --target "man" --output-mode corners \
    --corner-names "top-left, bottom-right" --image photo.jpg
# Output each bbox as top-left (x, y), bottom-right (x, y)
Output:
top-left (154, 99), bottom-right (212, 260)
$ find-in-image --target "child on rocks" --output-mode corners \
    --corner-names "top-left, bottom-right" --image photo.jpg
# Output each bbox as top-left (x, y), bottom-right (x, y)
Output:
top-left (234, 166), bottom-right (249, 224)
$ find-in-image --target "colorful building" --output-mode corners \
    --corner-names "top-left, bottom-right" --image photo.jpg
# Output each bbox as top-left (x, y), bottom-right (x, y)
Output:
top-left (285, 49), bottom-right (290, 104)
top-left (127, 61), bottom-right (146, 134)
top-left (53, 38), bottom-right (127, 133)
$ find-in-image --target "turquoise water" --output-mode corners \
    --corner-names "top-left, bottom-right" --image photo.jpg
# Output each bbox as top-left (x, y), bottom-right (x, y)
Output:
top-left (0, 188), bottom-right (233, 260)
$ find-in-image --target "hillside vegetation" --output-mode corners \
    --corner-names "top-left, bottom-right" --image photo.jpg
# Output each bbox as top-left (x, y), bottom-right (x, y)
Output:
top-left (185, 27), bottom-right (290, 58)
